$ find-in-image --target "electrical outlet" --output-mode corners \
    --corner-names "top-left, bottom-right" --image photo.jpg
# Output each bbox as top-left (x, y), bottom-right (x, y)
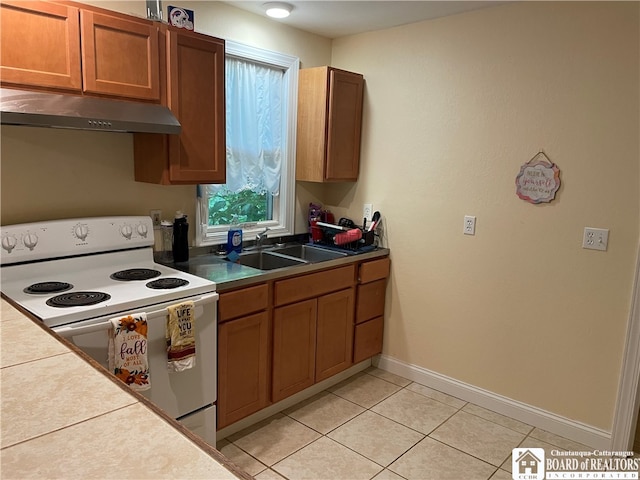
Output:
top-left (583, 227), bottom-right (609, 251)
top-left (363, 203), bottom-right (373, 222)
top-left (463, 215), bottom-right (476, 235)
top-left (150, 210), bottom-right (162, 227)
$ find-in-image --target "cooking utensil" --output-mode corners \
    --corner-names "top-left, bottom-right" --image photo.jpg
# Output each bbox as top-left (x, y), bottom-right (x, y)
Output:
top-left (316, 221), bottom-right (351, 231)
top-left (368, 211), bottom-right (381, 231)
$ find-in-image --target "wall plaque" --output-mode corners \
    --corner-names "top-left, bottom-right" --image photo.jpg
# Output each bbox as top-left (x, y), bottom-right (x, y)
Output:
top-left (515, 152), bottom-right (561, 204)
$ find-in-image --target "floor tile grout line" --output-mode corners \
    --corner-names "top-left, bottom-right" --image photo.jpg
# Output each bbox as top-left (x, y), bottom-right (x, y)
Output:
top-left (283, 404), bottom-right (417, 473)
top-left (284, 383), bottom-right (435, 471)
top-left (286, 403), bottom-right (369, 437)
top-left (0, 400), bottom-right (139, 450)
top-left (518, 430), bottom-right (582, 453)
top-left (231, 419), bottom-right (320, 470)
top-left (222, 441), bottom-right (270, 477)
top-left (459, 405), bottom-right (535, 436)
top-left (269, 435), bottom-right (386, 479)
top-left (426, 435), bottom-right (509, 471)
top-left (229, 368), bottom-right (555, 479)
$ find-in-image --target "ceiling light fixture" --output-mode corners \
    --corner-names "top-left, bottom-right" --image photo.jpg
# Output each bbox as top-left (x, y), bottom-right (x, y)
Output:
top-left (263, 2), bottom-right (293, 19)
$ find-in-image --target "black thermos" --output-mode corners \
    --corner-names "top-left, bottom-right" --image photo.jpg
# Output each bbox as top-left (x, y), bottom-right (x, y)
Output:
top-left (172, 211), bottom-right (189, 262)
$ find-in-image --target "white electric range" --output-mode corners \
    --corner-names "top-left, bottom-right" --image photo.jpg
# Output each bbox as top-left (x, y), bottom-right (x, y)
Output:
top-left (0, 216), bottom-right (218, 446)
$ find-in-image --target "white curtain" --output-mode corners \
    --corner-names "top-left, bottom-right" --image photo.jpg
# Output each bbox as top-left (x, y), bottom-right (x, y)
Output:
top-left (203, 57), bottom-right (284, 197)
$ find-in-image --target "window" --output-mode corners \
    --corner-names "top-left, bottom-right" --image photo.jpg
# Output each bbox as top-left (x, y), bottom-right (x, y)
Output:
top-left (196, 41), bottom-right (299, 246)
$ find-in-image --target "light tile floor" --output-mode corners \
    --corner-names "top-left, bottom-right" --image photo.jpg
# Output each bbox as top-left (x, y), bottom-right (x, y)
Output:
top-left (218, 367), bottom-right (590, 480)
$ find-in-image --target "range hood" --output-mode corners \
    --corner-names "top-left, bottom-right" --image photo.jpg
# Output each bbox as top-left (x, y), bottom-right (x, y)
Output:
top-left (0, 87), bottom-right (181, 134)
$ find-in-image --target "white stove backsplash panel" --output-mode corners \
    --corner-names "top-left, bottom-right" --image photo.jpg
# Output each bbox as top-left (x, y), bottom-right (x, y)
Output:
top-left (0, 217), bottom-right (216, 328)
top-left (1, 216), bottom-right (155, 265)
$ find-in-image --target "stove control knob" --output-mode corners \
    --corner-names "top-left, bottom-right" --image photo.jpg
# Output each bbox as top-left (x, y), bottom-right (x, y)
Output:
top-left (120, 225), bottom-right (133, 239)
top-left (74, 224), bottom-right (89, 241)
top-left (1, 235), bottom-right (17, 253)
top-left (136, 223), bottom-right (148, 238)
top-left (23, 232), bottom-right (38, 251)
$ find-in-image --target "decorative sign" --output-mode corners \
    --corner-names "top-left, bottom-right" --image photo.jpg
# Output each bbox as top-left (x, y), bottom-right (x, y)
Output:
top-left (515, 152), bottom-right (561, 204)
top-left (168, 6), bottom-right (194, 30)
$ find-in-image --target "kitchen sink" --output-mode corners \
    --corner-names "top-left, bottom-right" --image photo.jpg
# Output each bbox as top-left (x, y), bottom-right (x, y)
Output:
top-left (229, 250), bottom-right (307, 270)
top-left (273, 244), bottom-right (348, 262)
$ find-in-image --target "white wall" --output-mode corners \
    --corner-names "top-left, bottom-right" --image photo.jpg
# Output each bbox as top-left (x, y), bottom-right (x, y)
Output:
top-left (326, 1), bottom-right (639, 432)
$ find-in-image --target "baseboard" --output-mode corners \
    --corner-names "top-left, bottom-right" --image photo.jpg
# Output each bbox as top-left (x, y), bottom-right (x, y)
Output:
top-left (216, 359), bottom-right (372, 441)
top-left (375, 354), bottom-right (611, 449)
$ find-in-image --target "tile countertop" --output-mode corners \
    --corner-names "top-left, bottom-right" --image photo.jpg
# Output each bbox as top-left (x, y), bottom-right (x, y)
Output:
top-left (0, 299), bottom-right (251, 480)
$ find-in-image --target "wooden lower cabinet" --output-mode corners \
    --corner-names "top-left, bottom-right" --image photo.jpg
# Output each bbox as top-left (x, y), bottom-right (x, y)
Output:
top-left (217, 311), bottom-right (270, 429)
top-left (354, 316), bottom-right (384, 363)
top-left (316, 288), bottom-right (354, 382)
top-left (272, 299), bottom-right (317, 403)
top-left (272, 288), bottom-right (355, 402)
top-left (217, 257), bottom-right (389, 429)
top-left (353, 258), bottom-right (390, 362)
top-left (355, 279), bottom-right (386, 324)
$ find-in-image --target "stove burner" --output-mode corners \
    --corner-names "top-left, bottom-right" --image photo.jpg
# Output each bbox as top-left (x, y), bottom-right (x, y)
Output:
top-left (24, 281), bottom-right (73, 295)
top-left (146, 278), bottom-right (189, 290)
top-left (111, 268), bottom-right (162, 281)
top-left (46, 291), bottom-right (111, 308)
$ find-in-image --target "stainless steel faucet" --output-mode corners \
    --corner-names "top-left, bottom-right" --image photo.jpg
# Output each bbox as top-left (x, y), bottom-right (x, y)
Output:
top-left (256, 227), bottom-right (270, 248)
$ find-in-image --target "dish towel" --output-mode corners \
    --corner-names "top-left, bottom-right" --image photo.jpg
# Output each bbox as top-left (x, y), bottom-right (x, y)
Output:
top-left (166, 301), bottom-right (196, 372)
top-left (108, 313), bottom-right (150, 392)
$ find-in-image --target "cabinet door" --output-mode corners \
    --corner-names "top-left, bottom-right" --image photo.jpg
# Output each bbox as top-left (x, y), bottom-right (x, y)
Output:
top-left (80, 10), bottom-right (159, 101)
top-left (325, 69), bottom-right (364, 181)
top-left (316, 288), bottom-right (354, 382)
top-left (272, 299), bottom-right (317, 402)
top-left (167, 29), bottom-right (226, 183)
top-left (0, 1), bottom-right (81, 91)
top-left (218, 312), bottom-right (270, 429)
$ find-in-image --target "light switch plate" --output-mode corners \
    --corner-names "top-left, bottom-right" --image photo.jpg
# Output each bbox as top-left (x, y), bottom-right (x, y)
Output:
top-left (583, 227), bottom-right (609, 251)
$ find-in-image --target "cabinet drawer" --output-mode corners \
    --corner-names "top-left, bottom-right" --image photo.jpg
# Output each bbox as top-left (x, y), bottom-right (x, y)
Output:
top-left (359, 257), bottom-right (390, 284)
top-left (356, 279), bottom-right (386, 324)
top-left (274, 265), bottom-right (355, 306)
top-left (353, 316), bottom-right (384, 363)
top-left (218, 284), bottom-right (269, 323)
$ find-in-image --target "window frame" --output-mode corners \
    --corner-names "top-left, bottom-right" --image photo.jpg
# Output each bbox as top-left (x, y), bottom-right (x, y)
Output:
top-left (196, 40), bottom-right (299, 246)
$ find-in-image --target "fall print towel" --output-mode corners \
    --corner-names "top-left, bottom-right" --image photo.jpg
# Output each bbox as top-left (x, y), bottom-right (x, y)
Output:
top-left (108, 313), bottom-right (150, 391)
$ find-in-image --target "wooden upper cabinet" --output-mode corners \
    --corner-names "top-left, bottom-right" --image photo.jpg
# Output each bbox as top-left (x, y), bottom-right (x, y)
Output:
top-left (80, 10), bottom-right (160, 101)
top-left (0, 1), bottom-right (160, 101)
top-left (296, 66), bottom-right (364, 182)
top-left (0, 1), bottom-right (82, 92)
top-left (167, 28), bottom-right (226, 183)
top-left (134, 27), bottom-right (226, 185)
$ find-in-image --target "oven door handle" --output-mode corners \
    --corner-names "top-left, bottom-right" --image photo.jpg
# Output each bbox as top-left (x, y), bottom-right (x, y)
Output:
top-left (53, 292), bottom-right (218, 338)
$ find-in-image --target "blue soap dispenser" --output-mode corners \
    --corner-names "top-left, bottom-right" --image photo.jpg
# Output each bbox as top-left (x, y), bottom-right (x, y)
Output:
top-left (227, 215), bottom-right (243, 257)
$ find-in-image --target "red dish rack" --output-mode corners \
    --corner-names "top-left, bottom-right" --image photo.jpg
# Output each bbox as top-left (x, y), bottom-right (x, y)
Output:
top-left (311, 222), bottom-right (376, 251)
